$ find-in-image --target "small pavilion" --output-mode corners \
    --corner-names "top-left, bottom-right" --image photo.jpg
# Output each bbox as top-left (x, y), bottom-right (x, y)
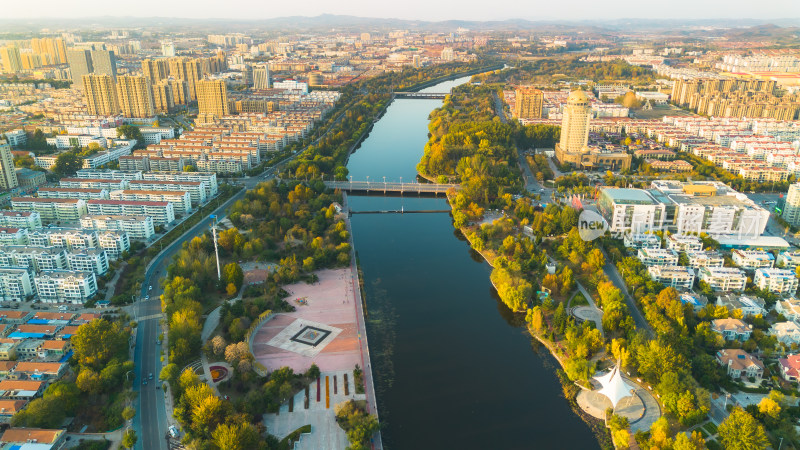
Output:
top-left (593, 361), bottom-right (635, 409)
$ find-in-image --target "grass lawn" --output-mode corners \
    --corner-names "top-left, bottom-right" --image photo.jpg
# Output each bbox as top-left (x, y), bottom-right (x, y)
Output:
top-left (705, 439), bottom-right (723, 450)
top-left (702, 422), bottom-right (718, 435)
top-left (278, 424), bottom-right (312, 450)
top-left (697, 428), bottom-right (709, 439)
top-left (571, 292), bottom-right (589, 306)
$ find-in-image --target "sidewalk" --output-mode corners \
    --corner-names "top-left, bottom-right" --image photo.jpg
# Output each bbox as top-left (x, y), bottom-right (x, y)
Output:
top-left (342, 193), bottom-right (383, 450)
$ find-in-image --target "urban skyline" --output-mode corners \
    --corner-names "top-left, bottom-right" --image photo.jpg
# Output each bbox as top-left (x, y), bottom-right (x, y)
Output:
top-left (3, 2), bottom-right (800, 22)
top-left (0, 12), bottom-right (799, 450)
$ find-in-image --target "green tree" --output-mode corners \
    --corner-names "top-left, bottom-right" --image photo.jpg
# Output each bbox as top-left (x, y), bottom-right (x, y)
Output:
top-left (160, 363), bottom-right (180, 385)
top-left (52, 151), bottom-right (83, 177)
top-left (76, 369), bottom-right (103, 394)
top-left (306, 363), bottom-right (321, 380)
top-left (616, 91), bottom-right (642, 109)
top-left (217, 228), bottom-right (244, 253)
top-left (758, 396), bottom-right (781, 420)
top-left (223, 262), bottom-right (244, 290)
top-left (211, 422), bottom-right (262, 450)
top-left (72, 319), bottom-right (129, 371)
top-left (117, 125), bottom-right (144, 148)
top-left (122, 429), bottom-right (138, 449)
top-left (718, 407), bottom-right (769, 450)
top-left (183, 165), bottom-right (198, 172)
top-left (526, 306), bottom-right (544, 333)
top-left (673, 431), bottom-right (706, 450)
top-left (122, 406), bottom-right (136, 421)
top-left (335, 400), bottom-right (380, 450)
top-left (10, 397), bottom-right (65, 428)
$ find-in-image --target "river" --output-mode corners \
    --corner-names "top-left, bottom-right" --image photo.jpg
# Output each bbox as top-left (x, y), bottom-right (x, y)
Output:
top-left (347, 75), bottom-right (600, 449)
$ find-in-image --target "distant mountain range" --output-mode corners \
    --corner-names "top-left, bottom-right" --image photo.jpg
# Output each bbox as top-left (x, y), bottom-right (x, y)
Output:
top-left (0, 14), bottom-right (799, 35)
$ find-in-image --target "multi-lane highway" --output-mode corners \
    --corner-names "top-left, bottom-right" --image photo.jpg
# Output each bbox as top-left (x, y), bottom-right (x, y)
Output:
top-left (131, 187), bottom-right (248, 450)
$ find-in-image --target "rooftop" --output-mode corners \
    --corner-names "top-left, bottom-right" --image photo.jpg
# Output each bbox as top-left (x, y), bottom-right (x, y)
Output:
top-left (601, 188), bottom-right (658, 205)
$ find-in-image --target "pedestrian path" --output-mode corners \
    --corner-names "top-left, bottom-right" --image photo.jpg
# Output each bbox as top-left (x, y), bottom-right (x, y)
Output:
top-left (264, 370), bottom-right (363, 450)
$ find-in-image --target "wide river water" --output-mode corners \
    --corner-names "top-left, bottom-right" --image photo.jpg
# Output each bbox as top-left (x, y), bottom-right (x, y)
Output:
top-left (347, 76), bottom-right (600, 449)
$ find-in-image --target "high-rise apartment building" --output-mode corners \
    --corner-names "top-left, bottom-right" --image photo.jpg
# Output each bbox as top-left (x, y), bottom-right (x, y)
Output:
top-left (168, 79), bottom-right (189, 106)
top-left (242, 64), bottom-right (253, 86)
top-left (116, 75), bottom-right (155, 118)
top-left (31, 38), bottom-right (67, 65)
top-left (0, 46), bottom-right (23, 73)
top-left (441, 47), bottom-right (455, 62)
top-left (168, 57), bottom-right (202, 101)
top-left (161, 42), bottom-right (176, 57)
top-left (153, 81), bottom-right (175, 113)
top-left (0, 141), bottom-right (19, 190)
top-left (141, 58), bottom-right (169, 84)
top-left (83, 74), bottom-right (118, 115)
top-left (90, 49), bottom-right (117, 79)
top-left (253, 64), bottom-right (271, 89)
top-left (783, 183), bottom-right (800, 227)
top-left (559, 90), bottom-right (591, 152)
top-left (514, 86), bottom-right (543, 119)
top-left (196, 79), bottom-right (229, 123)
top-left (20, 52), bottom-right (42, 70)
top-left (67, 49), bottom-right (93, 91)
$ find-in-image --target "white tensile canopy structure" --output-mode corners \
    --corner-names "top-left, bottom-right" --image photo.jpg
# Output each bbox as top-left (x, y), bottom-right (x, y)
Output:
top-left (594, 361), bottom-right (635, 408)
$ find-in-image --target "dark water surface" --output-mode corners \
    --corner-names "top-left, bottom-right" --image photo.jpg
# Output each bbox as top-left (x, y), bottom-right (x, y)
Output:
top-left (347, 76), bottom-right (600, 450)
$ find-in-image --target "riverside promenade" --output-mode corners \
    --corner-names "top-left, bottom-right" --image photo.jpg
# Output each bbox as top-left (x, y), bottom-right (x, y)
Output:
top-left (250, 194), bottom-right (382, 450)
top-left (343, 192), bottom-right (383, 449)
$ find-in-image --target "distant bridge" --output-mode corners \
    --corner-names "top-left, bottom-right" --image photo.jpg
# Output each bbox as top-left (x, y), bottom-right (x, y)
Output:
top-left (324, 180), bottom-right (459, 194)
top-left (393, 92), bottom-right (449, 99)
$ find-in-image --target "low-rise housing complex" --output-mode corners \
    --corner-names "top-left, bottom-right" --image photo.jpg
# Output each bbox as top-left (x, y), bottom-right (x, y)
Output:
top-left (637, 248), bottom-right (679, 266)
top-left (754, 268), bottom-right (799, 296)
top-left (711, 318), bottom-right (753, 341)
top-left (716, 349), bottom-right (764, 380)
top-left (647, 265), bottom-right (696, 289)
top-left (716, 294), bottom-right (767, 317)
top-left (698, 267), bottom-right (748, 292)
top-left (732, 249), bottom-right (775, 271)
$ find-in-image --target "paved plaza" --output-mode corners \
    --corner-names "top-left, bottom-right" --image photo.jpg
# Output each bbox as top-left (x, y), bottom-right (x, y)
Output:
top-left (264, 369), bottom-right (366, 450)
top-left (266, 319), bottom-right (343, 358)
top-left (572, 305), bottom-right (603, 331)
top-left (576, 375), bottom-right (661, 432)
top-left (252, 268), bottom-right (362, 373)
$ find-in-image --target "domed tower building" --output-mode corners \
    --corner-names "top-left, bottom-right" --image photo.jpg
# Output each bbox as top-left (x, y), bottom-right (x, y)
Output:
top-left (555, 90), bottom-right (631, 171)
top-left (559, 90), bottom-right (591, 153)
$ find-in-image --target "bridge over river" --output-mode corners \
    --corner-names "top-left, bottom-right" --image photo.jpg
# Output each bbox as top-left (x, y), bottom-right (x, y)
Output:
top-left (393, 92), bottom-right (449, 99)
top-left (324, 180), bottom-right (458, 195)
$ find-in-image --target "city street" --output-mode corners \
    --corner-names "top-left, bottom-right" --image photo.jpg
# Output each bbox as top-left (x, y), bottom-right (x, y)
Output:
top-left (131, 187), bottom-right (247, 450)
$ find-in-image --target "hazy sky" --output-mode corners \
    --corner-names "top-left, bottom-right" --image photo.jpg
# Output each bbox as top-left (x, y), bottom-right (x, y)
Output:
top-left (4, 0), bottom-right (799, 22)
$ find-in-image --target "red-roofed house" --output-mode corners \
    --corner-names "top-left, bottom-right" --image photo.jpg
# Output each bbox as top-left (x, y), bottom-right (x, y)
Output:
top-left (779, 354), bottom-right (800, 382)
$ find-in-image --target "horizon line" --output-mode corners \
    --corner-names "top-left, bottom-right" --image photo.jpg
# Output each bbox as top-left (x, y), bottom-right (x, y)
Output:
top-left (2, 14), bottom-right (799, 23)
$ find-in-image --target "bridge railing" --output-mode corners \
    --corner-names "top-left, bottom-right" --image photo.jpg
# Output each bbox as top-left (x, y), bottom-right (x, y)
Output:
top-left (323, 181), bottom-right (459, 193)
